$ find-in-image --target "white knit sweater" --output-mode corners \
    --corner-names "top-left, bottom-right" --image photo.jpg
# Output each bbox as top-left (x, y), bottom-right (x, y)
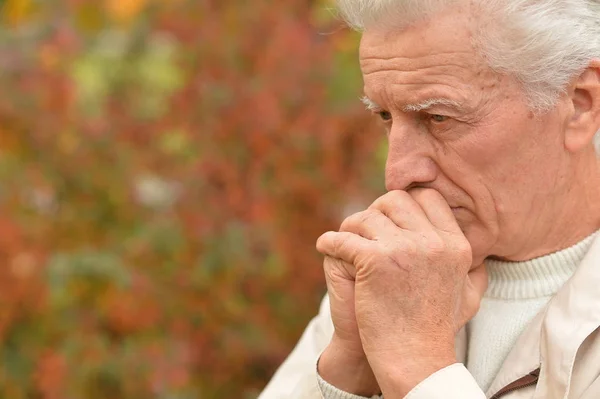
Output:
top-left (466, 231), bottom-right (597, 391)
top-left (318, 231), bottom-right (598, 398)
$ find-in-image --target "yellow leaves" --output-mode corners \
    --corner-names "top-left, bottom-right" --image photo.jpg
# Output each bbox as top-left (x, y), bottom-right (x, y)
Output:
top-left (2, 0), bottom-right (149, 29)
top-left (75, 3), bottom-right (104, 32)
top-left (2, 0), bottom-right (32, 27)
top-left (105, 0), bottom-right (148, 24)
top-left (157, 129), bottom-right (196, 161)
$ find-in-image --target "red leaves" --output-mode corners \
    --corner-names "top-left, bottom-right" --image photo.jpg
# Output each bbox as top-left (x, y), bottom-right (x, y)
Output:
top-left (35, 351), bottom-right (67, 399)
top-left (0, 0), bottom-right (383, 397)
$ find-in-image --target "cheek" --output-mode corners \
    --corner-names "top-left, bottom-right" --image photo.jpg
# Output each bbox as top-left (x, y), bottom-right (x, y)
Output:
top-left (448, 111), bottom-right (566, 241)
top-left (434, 151), bottom-right (501, 258)
top-left (468, 123), bottom-right (563, 204)
top-left (454, 114), bottom-right (535, 193)
top-left (434, 125), bottom-right (525, 249)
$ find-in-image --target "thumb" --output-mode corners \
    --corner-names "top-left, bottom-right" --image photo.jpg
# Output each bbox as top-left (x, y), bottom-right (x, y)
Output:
top-left (467, 262), bottom-right (488, 298)
top-left (457, 262), bottom-right (488, 327)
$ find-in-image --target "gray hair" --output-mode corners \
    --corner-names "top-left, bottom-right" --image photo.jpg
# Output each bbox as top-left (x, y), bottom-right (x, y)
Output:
top-left (337, 0), bottom-right (600, 150)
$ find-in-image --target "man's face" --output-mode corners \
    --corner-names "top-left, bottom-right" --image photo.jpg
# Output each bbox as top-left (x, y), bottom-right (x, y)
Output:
top-left (359, 8), bottom-right (572, 265)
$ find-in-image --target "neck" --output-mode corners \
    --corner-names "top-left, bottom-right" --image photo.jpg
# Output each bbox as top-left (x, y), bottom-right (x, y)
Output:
top-left (502, 151), bottom-right (600, 261)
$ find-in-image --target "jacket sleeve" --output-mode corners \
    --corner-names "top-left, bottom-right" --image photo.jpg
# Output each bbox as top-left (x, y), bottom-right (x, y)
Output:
top-left (316, 363), bottom-right (484, 399)
top-left (317, 372), bottom-right (382, 399)
top-left (258, 295), bottom-right (482, 399)
top-left (403, 364), bottom-right (486, 399)
top-left (258, 294), bottom-right (334, 399)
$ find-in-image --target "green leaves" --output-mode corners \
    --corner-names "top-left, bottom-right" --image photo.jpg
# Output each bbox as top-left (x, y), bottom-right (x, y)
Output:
top-left (47, 250), bottom-right (132, 309)
top-left (0, 0), bottom-right (386, 397)
top-left (71, 30), bottom-right (184, 119)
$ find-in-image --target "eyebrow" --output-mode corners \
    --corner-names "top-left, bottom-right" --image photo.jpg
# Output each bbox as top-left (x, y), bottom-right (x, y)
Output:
top-left (360, 96), bottom-right (381, 111)
top-left (360, 96), bottom-right (462, 113)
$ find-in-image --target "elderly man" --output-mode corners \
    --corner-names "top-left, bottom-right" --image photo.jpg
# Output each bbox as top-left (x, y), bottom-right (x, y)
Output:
top-left (260, 0), bottom-right (600, 398)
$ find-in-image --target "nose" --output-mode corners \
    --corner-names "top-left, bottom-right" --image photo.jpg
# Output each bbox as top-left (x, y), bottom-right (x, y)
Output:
top-left (385, 123), bottom-right (438, 191)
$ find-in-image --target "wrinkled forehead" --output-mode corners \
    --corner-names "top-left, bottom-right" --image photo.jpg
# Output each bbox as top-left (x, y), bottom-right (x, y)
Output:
top-left (358, 4), bottom-right (478, 62)
top-left (358, 8), bottom-right (498, 109)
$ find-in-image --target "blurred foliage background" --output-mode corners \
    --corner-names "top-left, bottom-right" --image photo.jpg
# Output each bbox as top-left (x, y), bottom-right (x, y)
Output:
top-left (0, 0), bottom-right (385, 397)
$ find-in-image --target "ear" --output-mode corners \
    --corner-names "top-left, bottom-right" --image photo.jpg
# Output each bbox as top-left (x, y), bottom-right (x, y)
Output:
top-left (565, 60), bottom-right (600, 153)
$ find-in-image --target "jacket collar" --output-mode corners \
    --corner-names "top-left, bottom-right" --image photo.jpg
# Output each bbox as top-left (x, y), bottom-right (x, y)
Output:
top-left (486, 233), bottom-right (600, 399)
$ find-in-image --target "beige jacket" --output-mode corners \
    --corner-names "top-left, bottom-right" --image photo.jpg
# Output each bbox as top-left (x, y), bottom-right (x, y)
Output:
top-left (259, 234), bottom-right (600, 399)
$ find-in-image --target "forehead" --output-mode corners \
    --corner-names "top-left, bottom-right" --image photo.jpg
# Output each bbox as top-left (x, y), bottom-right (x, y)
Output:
top-left (358, 8), bottom-right (498, 109)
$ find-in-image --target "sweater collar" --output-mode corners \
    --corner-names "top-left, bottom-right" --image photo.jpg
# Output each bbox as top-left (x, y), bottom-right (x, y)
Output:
top-left (484, 231), bottom-right (598, 300)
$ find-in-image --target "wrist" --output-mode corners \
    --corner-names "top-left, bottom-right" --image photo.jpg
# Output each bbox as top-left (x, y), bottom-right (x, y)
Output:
top-left (318, 338), bottom-right (381, 396)
top-left (367, 344), bottom-right (456, 397)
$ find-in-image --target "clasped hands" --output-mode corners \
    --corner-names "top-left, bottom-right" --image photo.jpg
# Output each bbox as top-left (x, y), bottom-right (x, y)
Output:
top-left (316, 189), bottom-right (488, 397)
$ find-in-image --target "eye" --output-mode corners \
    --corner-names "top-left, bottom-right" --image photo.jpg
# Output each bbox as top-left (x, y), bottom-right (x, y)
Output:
top-left (430, 114), bottom-right (448, 123)
top-left (377, 111), bottom-right (392, 121)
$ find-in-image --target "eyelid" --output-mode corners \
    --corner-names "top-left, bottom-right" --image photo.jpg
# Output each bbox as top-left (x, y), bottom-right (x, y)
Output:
top-left (376, 110), bottom-right (393, 122)
top-left (427, 113), bottom-right (451, 124)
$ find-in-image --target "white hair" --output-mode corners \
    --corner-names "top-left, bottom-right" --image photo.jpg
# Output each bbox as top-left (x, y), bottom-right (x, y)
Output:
top-left (337, 0), bottom-right (600, 151)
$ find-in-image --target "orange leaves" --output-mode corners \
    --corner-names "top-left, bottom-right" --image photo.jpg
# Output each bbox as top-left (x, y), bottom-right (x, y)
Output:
top-left (2, 0), bottom-right (33, 27)
top-left (104, 0), bottom-right (148, 24)
top-left (35, 351), bottom-right (67, 399)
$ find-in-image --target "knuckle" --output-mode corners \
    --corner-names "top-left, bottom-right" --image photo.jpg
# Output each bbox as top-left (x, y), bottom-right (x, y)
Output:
top-left (387, 190), bottom-right (412, 205)
top-left (410, 187), bottom-right (441, 203)
top-left (424, 235), bottom-right (448, 260)
top-left (340, 209), bottom-right (379, 232)
top-left (413, 187), bottom-right (437, 197)
top-left (454, 239), bottom-right (473, 263)
top-left (339, 215), bottom-right (354, 232)
top-left (404, 239), bottom-right (420, 258)
top-left (390, 189), bottom-right (412, 200)
top-left (360, 209), bottom-right (381, 224)
top-left (340, 211), bottom-right (363, 232)
top-left (371, 190), bottom-right (410, 210)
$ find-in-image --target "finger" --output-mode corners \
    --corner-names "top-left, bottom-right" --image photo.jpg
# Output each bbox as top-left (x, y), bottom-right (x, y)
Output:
top-left (369, 190), bottom-right (431, 231)
top-left (459, 263), bottom-right (488, 325)
top-left (323, 255), bottom-right (357, 281)
top-left (317, 231), bottom-right (374, 266)
top-left (340, 209), bottom-right (402, 240)
top-left (408, 188), bottom-right (462, 233)
top-left (467, 262), bottom-right (488, 299)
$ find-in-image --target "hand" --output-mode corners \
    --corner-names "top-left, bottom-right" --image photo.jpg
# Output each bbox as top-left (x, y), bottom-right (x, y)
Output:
top-left (317, 189), bottom-right (488, 397)
top-left (317, 256), bottom-right (380, 396)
